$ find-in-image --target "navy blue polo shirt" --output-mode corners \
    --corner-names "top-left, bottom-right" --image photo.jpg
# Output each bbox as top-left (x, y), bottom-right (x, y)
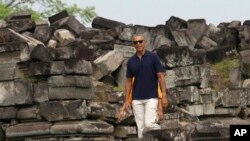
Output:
top-left (126, 50), bottom-right (165, 100)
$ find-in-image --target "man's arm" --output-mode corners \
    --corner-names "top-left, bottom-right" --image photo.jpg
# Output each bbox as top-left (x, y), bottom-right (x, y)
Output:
top-left (123, 77), bottom-right (133, 111)
top-left (157, 72), bottom-right (168, 108)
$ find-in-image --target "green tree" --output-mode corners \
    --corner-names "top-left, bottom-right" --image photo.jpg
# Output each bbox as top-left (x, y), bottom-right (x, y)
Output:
top-left (0, 0), bottom-right (96, 24)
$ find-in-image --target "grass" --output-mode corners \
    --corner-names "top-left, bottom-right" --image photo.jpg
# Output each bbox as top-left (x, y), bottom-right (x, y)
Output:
top-left (113, 86), bottom-right (125, 92)
top-left (210, 53), bottom-right (240, 90)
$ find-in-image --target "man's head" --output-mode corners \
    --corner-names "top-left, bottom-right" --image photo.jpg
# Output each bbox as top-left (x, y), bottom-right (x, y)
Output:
top-left (132, 35), bottom-right (147, 53)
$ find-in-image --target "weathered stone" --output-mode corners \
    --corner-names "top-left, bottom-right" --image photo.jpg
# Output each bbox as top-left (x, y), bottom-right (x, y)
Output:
top-left (49, 42), bottom-right (93, 61)
top-left (0, 44), bottom-right (29, 65)
top-left (203, 103), bottom-right (216, 115)
top-left (242, 26), bottom-right (250, 43)
top-left (48, 75), bottom-right (92, 88)
top-left (74, 47), bottom-right (95, 61)
top-left (114, 126), bottom-right (137, 138)
top-left (115, 60), bottom-right (128, 87)
top-left (9, 19), bottom-right (35, 33)
top-left (28, 61), bottom-right (51, 75)
top-left (200, 63), bottom-right (210, 88)
top-left (153, 35), bottom-right (171, 49)
top-left (90, 35), bottom-right (114, 44)
top-left (199, 88), bottom-right (215, 104)
top-left (209, 27), bottom-right (239, 48)
top-left (49, 46), bottom-right (74, 60)
top-left (80, 28), bottom-right (101, 39)
top-left (0, 124), bottom-right (4, 141)
top-left (192, 120), bottom-right (231, 140)
top-left (203, 24), bottom-right (220, 37)
top-left (7, 11), bottom-right (31, 20)
top-left (64, 59), bottom-right (93, 75)
top-left (92, 43), bottom-right (114, 51)
top-left (165, 65), bottom-right (201, 88)
top-left (195, 36), bottom-right (217, 50)
top-left (0, 20), bottom-right (7, 27)
top-left (33, 24), bottom-right (54, 43)
top-left (29, 59), bottom-right (92, 75)
top-left (94, 50), bottom-right (124, 80)
top-left (243, 79), bottom-right (250, 88)
top-left (48, 87), bottom-right (93, 100)
top-left (87, 102), bottom-right (120, 119)
top-left (186, 104), bottom-right (203, 116)
top-left (0, 63), bottom-right (24, 81)
top-left (165, 16), bottom-right (187, 30)
top-left (54, 29), bottom-right (76, 46)
top-left (92, 81), bottom-right (123, 102)
top-left (62, 16), bottom-right (86, 36)
top-left (7, 12), bottom-right (35, 33)
top-left (192, 50), bottom-right (206, 65)
top-left (39, 100), bottom-right (87, 121)
top-left (227, 21), bottom-right (241, 29)
top-left (48, 10), bottom-right (68, 24)
top-left (215, 107), bottom-right (241, 116)
top-left (30, 44), bottom-right (52, 62)
top-left (157, 46), bottom-right (193, 68)
top-left (221, 88), bottom-right (248, 107)
top-left (241, 50), bottom-right (250, 76)
top-left (26, 137), bottom-right (115, 141)
top-left (229, 68), bottom-right (242, 88)
top-left (114, 44), bottom-right (136, 59)
top-left (168, 86), bottom-right (199, 104)
top-left (0, 79), bottom-right (32, 106)
top-left (9, 29), bottom-right (46, 62)
top-left (143, 127), bottom-right (190, 141)
top-left (100, 74), bottom-right (116, 86)
top-left (217, 22), bottom-right (229, 29)
top-left (0, 28), bottom-right (12, 43)
top-left (92, 16), bottom-right (125, 29)
top-left (17, 106), bottom-right (41, 120)
top-left (33, 82), bottom-right (49, 103)
top-left (206, 46), bottom-right (236, 63)
top-left (187, 19), bottom-right (207, 40)
top-left (118, 25), bottom-right (135, 41)
top-left (0, 41), bottom-right (25, 53)
top-left (0, 107), bottom-right (17, 119)
top-left (47, 39), bottom-right (57, 48)
top-left (51, 120), bottom-right (114, 135)
top-left (171, 29), bottom-right (197, 50)
top-left (6, 122), bottom-right (51, 138)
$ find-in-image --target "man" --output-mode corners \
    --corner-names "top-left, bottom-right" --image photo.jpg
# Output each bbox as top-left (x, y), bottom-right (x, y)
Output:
top-left (118, 35), bottom-right (168, 138)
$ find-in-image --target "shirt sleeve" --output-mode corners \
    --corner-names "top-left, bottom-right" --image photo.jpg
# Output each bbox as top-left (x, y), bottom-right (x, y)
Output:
top-left (153, 53), bottom-right (165, 73)
top-left (126, 59), bottom-right (134, 78)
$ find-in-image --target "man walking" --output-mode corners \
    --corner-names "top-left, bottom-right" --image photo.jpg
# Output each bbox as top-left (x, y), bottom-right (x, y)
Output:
top-left (119, 35), bottom-right (168, 138)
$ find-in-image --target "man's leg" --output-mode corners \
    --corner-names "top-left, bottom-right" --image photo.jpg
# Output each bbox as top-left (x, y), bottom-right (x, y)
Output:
top-left (144, 98), bottom-right (160, 129)
top-left (132, 100), bottom-right (145, 138)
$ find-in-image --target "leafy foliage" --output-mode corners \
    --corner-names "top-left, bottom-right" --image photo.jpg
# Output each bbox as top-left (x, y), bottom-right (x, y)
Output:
top-left (0, 0), bottom-right (96, 24)
top-left (0, 3), bottom-right (12, 19)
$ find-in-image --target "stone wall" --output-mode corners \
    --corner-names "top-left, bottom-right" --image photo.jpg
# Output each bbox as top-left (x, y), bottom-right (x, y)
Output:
top-left (0, 11), bottom-right (250, 141)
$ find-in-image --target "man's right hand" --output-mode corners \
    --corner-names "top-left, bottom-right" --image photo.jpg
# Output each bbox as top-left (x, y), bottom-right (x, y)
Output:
top-left (117, 102), bottom-right (131, 122)
top-left (123, 101), bottom-right (131, 112)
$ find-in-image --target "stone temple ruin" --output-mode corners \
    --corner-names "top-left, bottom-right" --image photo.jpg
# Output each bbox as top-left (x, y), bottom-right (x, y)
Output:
top-left (1, 10), bottom-right (250, 141)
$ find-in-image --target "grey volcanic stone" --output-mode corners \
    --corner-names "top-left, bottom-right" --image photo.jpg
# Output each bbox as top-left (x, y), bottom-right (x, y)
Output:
top-left (39, 100), bottom-right (87, 121)
top-left (6, 122), bottom-right (51, 138)
top-left (51, 120), bottom-right (114, 135)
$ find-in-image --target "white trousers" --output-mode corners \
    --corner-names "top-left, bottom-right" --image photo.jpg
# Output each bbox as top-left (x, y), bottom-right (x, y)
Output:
top-left (132, 98), bottom-right (160, 138)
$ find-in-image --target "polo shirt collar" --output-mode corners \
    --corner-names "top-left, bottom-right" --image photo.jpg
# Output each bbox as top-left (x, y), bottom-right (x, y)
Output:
top-left (135, 50), bottom-right (150, 58)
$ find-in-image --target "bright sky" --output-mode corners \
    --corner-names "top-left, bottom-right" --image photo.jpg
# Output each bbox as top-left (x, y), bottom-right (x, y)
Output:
top-left (66, 0), bottom-right (250, 27)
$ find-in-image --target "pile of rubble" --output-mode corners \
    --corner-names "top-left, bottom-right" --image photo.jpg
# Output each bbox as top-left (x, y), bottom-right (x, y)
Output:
top-left (1, 10), bottom-right (250, 140)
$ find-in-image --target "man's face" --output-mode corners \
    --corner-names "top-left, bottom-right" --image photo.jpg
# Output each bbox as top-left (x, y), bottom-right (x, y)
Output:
top-left (132, 36), bottom-right (146, 52)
